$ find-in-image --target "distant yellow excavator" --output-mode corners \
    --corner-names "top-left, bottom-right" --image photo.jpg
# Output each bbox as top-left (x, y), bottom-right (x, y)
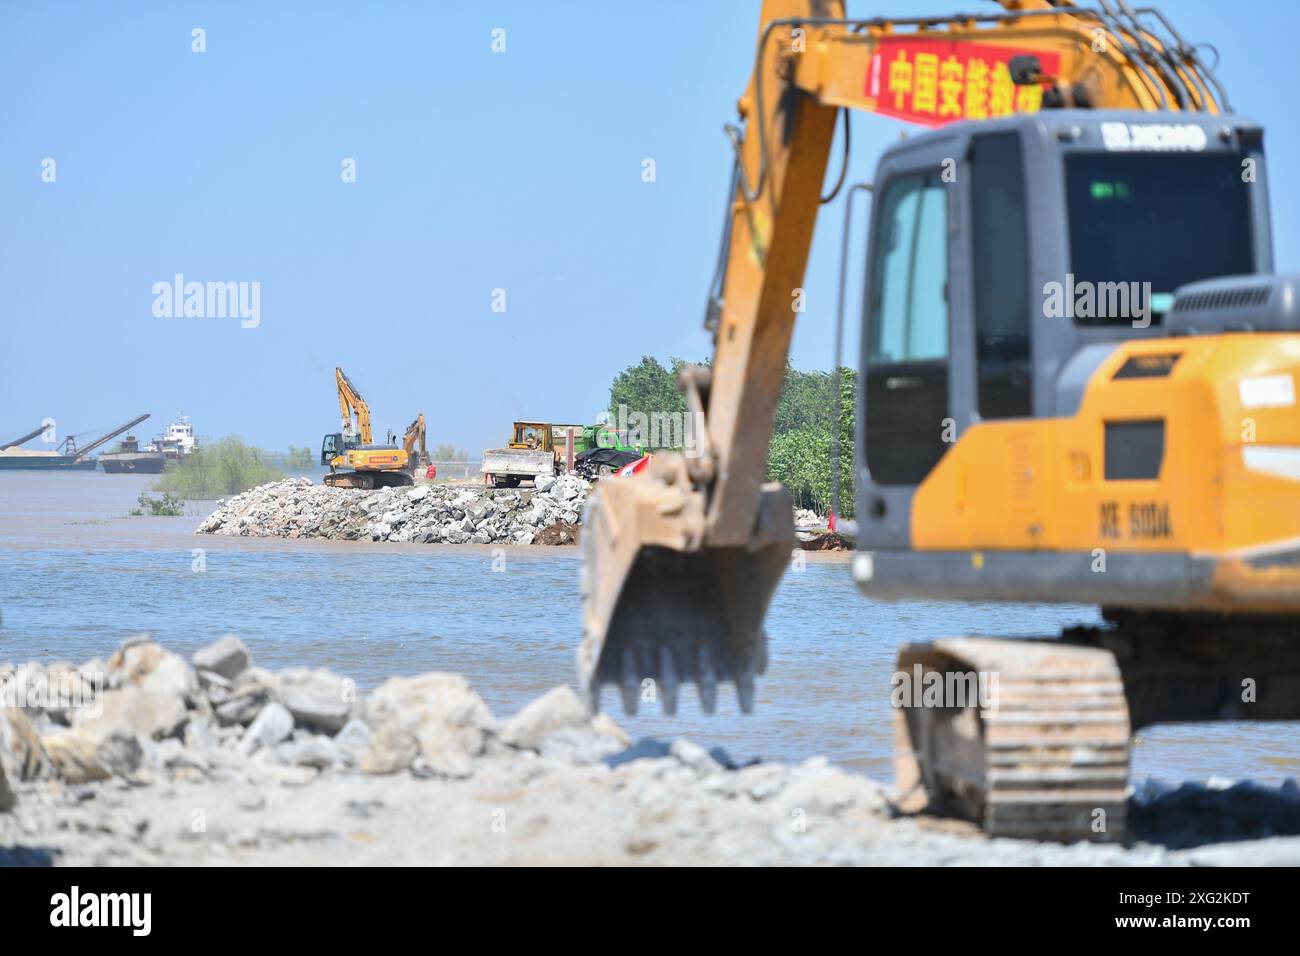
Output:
top-left (580, 0), bottom-right (1300, 842)
top-left (403, 413), bottom-right (428, 475)
top-left (320, 367), bottom-right (424, 489)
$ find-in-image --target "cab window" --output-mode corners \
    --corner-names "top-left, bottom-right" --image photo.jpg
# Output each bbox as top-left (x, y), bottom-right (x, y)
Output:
top-left (868, 174), bottom-right (948, 364)
top-left (972, 132), bottom-right (1032, 418)
top-left (863, 171), bottom-right (951, 486)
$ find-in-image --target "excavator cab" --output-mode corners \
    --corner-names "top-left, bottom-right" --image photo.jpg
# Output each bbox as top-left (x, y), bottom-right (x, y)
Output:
top-left (320, 431), bottom-right (362, 467)
top-left (320, 433), bottom-right (343, 467)
top-left (854, 110), bottom-right (1268, 562)
top-left (853, 110), bottom-right (1271, 584)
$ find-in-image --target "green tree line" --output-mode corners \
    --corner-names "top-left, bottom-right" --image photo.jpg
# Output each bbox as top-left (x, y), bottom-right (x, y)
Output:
top-left (607, 356), bottom-right (855, 517)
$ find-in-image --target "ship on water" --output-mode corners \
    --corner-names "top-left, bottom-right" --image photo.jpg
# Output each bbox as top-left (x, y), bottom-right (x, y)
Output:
top-left (101, 415), bottom-right (198, 473)
top-left (147, 415), bottom-right (198, 460)
top-left (99, 433), bottom-right (167, 474)
top-left (0, 414), bottom-right (150, 471)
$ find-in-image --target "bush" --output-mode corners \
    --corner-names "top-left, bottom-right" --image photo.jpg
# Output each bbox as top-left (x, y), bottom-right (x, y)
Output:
top-left (154, 436), bottom-right (283, 499)
top-left (607, 356), bottom-right (689, 422)
top-left (283, 445), bottom-right (314, 470)
top-left (130, 491), bottom-right (185, 516)
top-left (431, 444), bottom-right (469, 462)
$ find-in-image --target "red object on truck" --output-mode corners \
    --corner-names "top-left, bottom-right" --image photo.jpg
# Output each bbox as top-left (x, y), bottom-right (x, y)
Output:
top-left (618, 453), bottom-right (653, 478)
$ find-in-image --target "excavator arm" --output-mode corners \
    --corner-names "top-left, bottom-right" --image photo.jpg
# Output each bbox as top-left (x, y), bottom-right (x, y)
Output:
top-left (578, 0), bottom-right (1229, 714)
top-left (335, 367), bottom-right (373, 446)
top-left (402, 414), bottom-right (427, 468)
top-left (780, 0), bottom-right (1227, 121)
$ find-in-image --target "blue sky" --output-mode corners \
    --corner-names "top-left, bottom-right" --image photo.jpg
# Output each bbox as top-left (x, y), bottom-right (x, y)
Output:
top-left (2, 0), bottom-right (1295, 455)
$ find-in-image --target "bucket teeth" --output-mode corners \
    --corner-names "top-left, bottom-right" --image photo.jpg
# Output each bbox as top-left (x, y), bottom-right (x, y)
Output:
top-left (697, 647), bottom-right (719, 714)
top-left (736, 671), bottom-right (756, 714)
top-left (577, 480), bottom-right (792, 718)
top-left (586, 641), bottom-right (763, 716)
top-left (659, 646), bottom-right (680, 716)
top-left (620, 652), bottom-right (640, 715)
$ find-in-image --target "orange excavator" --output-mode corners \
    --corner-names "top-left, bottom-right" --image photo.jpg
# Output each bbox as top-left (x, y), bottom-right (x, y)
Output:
top-left (579, 0), bottom-right (1299, 841)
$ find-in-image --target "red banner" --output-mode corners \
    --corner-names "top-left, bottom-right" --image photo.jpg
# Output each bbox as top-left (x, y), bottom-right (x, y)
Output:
top-left (866, 37), bottom-right (1059, 128)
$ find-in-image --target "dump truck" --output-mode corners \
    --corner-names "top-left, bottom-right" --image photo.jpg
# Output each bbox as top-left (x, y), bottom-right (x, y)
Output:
top-left (480, 421), bottom-right (559, 487)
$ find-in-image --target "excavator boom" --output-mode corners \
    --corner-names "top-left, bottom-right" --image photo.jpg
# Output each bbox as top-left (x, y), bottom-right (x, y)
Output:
top-left (336, 366), bottom-right (373, 446)
top-left (403, 414), bottom-right (427, 470)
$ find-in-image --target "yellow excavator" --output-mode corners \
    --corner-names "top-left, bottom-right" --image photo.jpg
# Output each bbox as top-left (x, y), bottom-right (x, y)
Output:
top-left (320, 367), bottom-right (423, 489)
top-left (580, 0), bottom-right (1300, 842)
top-left (403, 413), bottom-right (428, 476)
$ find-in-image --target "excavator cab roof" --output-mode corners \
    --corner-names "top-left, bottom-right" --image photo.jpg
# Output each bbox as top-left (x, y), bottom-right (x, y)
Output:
top-left (862, 108), bottom-right (1272, 376)
top-left (879, 108), bottom-right (1261, 161)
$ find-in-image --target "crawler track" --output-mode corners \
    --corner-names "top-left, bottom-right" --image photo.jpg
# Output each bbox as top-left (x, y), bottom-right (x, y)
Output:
top-left (894, 637), bottom-right (1131, 842)
top-left (323, 471), bottom-right (414, 490)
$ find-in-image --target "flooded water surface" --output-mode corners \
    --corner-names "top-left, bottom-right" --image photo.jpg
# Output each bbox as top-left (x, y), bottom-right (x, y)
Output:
top-left (1, 471), bottom-right (1295, 783)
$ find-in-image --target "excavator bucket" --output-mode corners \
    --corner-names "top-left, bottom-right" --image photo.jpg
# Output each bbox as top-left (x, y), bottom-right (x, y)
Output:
top-left (577, 454), bottom-right (793, 715)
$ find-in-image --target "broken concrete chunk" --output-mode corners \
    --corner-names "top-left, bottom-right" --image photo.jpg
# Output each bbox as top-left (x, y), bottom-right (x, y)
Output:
top-left (0, 708), bottom-right (51, 808)
top-left (238, 702), bottom-right (294, 756)
top-left (193, 635), bottom-right (253, 680)
top-left (333, 718), bottom-right (372, 766)
top-left (42, 728), bottom-right (143, 784)
top-left (499, 685), bottom-right (588, 751)
top-left (361, 673), bottom-right (494, 777)
top-left (278, 667), bottom-right (355, 734)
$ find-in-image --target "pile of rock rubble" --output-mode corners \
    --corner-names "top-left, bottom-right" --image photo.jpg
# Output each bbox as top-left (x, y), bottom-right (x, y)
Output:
top-left (195, 477), bottom-right (849, 551)
top-left (0, 634), bottom-right (643, 808)
top-left (196, 475), bottom-right (591, 545)
top-left (0, 635), bottom-right (903, 865)
top-left (794, 507), bottom-right (848, 550)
